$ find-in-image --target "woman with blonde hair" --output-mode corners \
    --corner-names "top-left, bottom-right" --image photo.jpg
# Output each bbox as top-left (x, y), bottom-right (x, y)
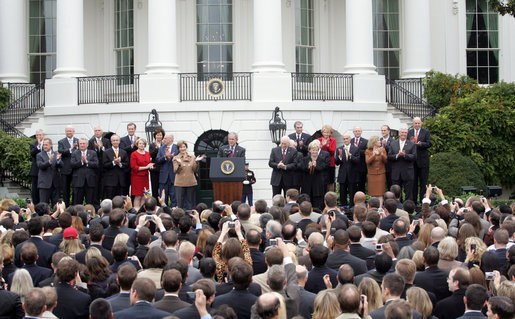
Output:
top-left (358, 277), bottom-right (383, 313)
top-left (0, 244), bottom-right (16, 280)
top-left (312, 289), bottom-right (341, 319)
top-left (365, 136), bottom-right (387, 198)
top-left (10, 268), bottom-right (34, 303)
top-left (195, 228), bottom-right (214, 261)
top-left (464, 236), bottom-right (487, 267)
top-left (173, 140), bottom-right (205, 210)
top-left (416, 223), bottom-right (435, 248)
top-left (406, 286), bottom-right (435, 319)
top-left (300, 140), bottom-right (328, 210)
top-left (72, 216), bottom-right (85, 235)
top-left (113, 233), bottom-right (134, 255)
top-left (317, 124), bottom-right (336, 192)
top-left (412, 250), bottom-right (425, 271)
top-left (131, 138), bottom-right (153, 209)
top-left (59, 227), bottom-right (84, 256)
top-left (437, 237), bottom-right (462, 271)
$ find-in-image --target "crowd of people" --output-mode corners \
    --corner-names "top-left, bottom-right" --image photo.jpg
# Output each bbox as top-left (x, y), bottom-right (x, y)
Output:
top-left (0, 118), bottom-right (510, 319)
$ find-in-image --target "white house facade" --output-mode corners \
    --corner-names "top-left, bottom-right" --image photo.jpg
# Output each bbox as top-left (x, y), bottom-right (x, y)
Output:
top-left (0, 0), bottom-right (513, 203)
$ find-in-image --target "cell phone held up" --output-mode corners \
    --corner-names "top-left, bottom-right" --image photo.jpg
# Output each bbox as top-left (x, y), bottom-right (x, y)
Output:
top-left (270, 239), bottom-right (278, 246)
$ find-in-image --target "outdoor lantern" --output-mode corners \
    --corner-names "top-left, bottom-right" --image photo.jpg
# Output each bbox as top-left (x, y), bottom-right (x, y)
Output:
top-left (145, 109), bottom-right (162, 143)
top-left (269, 107), bottom-right (287, 146)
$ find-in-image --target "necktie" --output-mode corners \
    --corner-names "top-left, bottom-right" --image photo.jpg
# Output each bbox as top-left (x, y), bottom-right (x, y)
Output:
top-left (69, 139), bottom-right (73, 147)
top-left (114, 149), bottom-right (118, 158)
top-left (282, 150), bottom-right (286, 160)
top-left (297, 134), bottom-right (300, 143)
top-left (130, 136), bottom-right (133, 144)
top-left (230, 147), bottom-right (234, 158)
top-left (415, 130), bottom-right (419, 142)
top-left (400, 141), bottom-right (405, 151)
top-left (355, 138), bottom-right (358, 146)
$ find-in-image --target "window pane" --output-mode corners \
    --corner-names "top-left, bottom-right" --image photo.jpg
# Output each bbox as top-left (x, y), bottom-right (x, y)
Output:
top-left (209, 5), bottom-right (220, 23)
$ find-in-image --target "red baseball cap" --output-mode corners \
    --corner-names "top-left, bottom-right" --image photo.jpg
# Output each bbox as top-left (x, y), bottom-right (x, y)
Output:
top-left (63, 227), bottom-right (78, 240)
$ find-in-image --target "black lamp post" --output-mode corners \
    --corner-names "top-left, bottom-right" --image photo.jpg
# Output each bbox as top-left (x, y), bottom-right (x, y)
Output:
top-left (269, 107), bottom-right (287, 146)
top-left (145, 109), bottom-right (162, 143)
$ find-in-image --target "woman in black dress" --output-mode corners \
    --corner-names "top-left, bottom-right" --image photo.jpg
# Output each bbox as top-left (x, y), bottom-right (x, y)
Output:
top-left (149, 128), bottom-right (165, 201)
top-left (301, 140), bottom-right (328, 210)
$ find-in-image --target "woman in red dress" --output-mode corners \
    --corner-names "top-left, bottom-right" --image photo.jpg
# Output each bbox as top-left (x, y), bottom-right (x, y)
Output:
top-left (131, 138), bottom-right (154, 209)
top-left (318, 124), bottom-right (336, 192)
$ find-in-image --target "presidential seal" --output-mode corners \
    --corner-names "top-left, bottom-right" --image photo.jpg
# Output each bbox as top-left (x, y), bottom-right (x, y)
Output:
top-left (207, 78), bottom-right (225, 98)
top-left (220, 160), bottom-right (235, 175)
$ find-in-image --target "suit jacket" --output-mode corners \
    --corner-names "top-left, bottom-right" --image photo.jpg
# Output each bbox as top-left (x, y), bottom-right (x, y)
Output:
top-left (281, 262), bottom-right (300, 318)
top-left (299, 286), bottom-right (316, 319)
top-left (14, 236), bottom-right (57, 269)
top-left (379, 214), bottom-right (399, 232)
top-left (250, 247), bottom-right (267, 275)
top-left (120, 135), bottom-right (138, 158)
top-left (407, 128), bottom-right (431, 168)
top-left (212, 289), bottom-right (258, 319)
top-left (354, 270), bottom-right (386, 287)
top-left (53, 282), bottom-right (91, 319)
top-left (114, 301), bottom-right (171, 319)
top-left (370, 299), bottom-right (422, 319)
top-left (305, 265), bottom-right (338, 294)
top-left (326, 249), bottom-right (368, 276)
top-left (387, 139), bottom-right (417, 181)
top-left (8, 263), bottom-right (52, 287)
top-left (102, 148), bottom-right (129, 187)
top-left (268, 146), bottom-right (298, 186)
top-left (71, 149), bottom-right (99, 187)
top-left (380, 136), bottom-right (394, 173)
top-left (215, 281), bottom-right (262, 297)
top-left (74, 244), bottom-right (114, 265)
top-left (288, 132), bottom-right (312, 156)
top-left (350, 137), bottom-right (368, 173)
top-left (173, 304), bottom-right (213, 319)
top-left (434, 288), bottom-right (466, 319)
top-left (217, 144), bottom-right (246, 158)
top-left (154, 295), bottom-right (189, 314)
top-left (107, 292), bottom-right (131, 313)
top-left (36, 151), bottom-right (62, 189)
top-left (457, 311), bottom-right (487, 319)
top-left (395, 237), bottom-right (414, 250)
top-left (57, 137), bottom-right (79, 175)
top-left (349, 243), bottom-right (375, 261)
top-left (88, 136), bottom-right (111, 172)
top-left (103, 226), bottom-right (136, 251)
top-left (300, 153), bottom-right (329, 197)
top-left (413, 266), bottom-right (451, 301)
top-left (30, 140), bottom-right (42, 176)
top-left (156, 144), bottom-right (179, 184)
top-left (334, 144), bottom-right (360, 183)
top-left (0, 289), bottom-right (24, 319)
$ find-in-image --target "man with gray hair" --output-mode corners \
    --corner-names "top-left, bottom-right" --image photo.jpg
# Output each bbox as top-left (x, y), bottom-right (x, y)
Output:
top-left (58, 125), bottom-right (78, 206)
top-left (266, 220), bottom-right (282, 243)
top-left (156, 133), bottom-right (179, 207)
top-left (296, 265), bottom-right (316, 319)
top-left (24, 288), bottom-right (47, 318)
top-left (71, 137), bottom-right (99, 205)
top-left (387, 126), bottom-right (417, 201)
top-left (272, 194), bottom-right (285, 207)
top-left (269, 136), bottom-right (298, 196)
top-left (88, 126), bottom-right (111, 205)
top-left (335, 132), bottom-right (360, 206)
top-left (288, 121), bottom-right (312, 156)
top-left (30, 129), bottom-right (45, 204)
top-left (431, 227), bottom-right (445, 248)
top-left (217, 132), bottom-right (245, 158)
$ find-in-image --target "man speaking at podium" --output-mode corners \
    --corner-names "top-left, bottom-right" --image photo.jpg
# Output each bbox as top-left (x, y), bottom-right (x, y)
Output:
top-left (217, 132), bottom-right (246, 158)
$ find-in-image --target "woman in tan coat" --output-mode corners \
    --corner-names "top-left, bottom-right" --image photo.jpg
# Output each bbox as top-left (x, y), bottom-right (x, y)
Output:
top-left (173, 140), bottom-right (205, 209)
top-left (365, 135), bottom-right (387, 198)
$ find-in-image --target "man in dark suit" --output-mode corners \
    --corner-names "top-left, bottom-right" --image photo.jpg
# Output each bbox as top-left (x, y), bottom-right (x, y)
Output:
top-left (14, 217), bottom-right (57, 269)
top-left (407, 117), bottom-right (432, 203)
top-left (107, 264), bottom-right (138, 312)
top-left (217, 131), bottom-right (245, 158)
top-left (74, 223), bottom-right (114, 265)
top-left (247, 229), bottom-right (267, 275)
top-left (268, 136), bottom-right (298, 196)
top-left (457, 284), bottom-right (488, 319)
top-left (413, 246), bottom-right (451, 302)
top-left (347, 225), bottom-right (375, 267)
top-left (296, 264), bottom-right (316, 319)
top-left (288, 121), bottom-right (312, 156)
top-left (351, 126), bottom-right (368, 193)
top-left (57, 125), bottom-right (79, 206)
top-left (379, 199), bottom-right (399, 232)
top-left (369, 273), bottom-right (423, 319)
top-left (380, 125), bottom-right (394, 189)
top-left (8, 242), bottom-right (52, 288)
top-left (305, 244), bottom-right (338, 294)
top-left (335, 132), bottom-right (360, 206)
top-left (49, 212), bottom-right (73, 247)
top-left (387, 127), bottom-right (417, 201)
top-left (434, 267), bottom-right (470, 319)
top-left (113, 277), bottom-right (171, 319)
top-left (103, 208), bottom-right (136, 251)
top-left (326, 229), bottom-right (368, 276)
top-left (172, 279), bottom-right (216, 319)
top-left (88, 126), bottom-right (111, 205)
top-left (119, 122), bottom-right (138, 196)
top-left (154, 269), bottom-right (190, 314)
top-left (354, 253), bottom-right (393, 287)
top-left (212, 262), bottom-right (257, 319)
top-left (71, 138), bottom-right (99, 205)
top-left (30, 129), bottom-right (45, 204)
top-left (0, 288), bottom-right (24, 319)
top-left (392, 219), bottom-right (414, 250)
top-left (37, 138), bottom-right (62, 206)
top-left (103, 135), bottom-right (129, 200)
top-left (156, 133), bottom-right (179, 207)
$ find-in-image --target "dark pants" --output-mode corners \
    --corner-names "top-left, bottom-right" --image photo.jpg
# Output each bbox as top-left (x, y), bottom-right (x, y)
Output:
top-left (31, 176), bottom-right (40, 204)
top-left (150, 170), bottom-right (160, 200)
top-left (60, 174), bottom-right (72, 206)
top-left (159, 182), bottom-right (177, 207)
top-left (73, 186), bottom-right (95, 205)
top-left (339, 179), bottom-right (356, 207)
top-left (272, 179), bottom-right (290, 197)
top-left (242, 193), bottom-right (253, 206)
top-left (104, 185), bottom-right (124, 200)
top-left (357, 171), bottom-right (367, 193)
top-left (39, 187), bottom-right (59, 207)
top-left (93, 171), bottom-right (104, 205)
top-left (176, 186), bottom-right (195, 210)
top-left (413, 164), bottom-right (429, 203)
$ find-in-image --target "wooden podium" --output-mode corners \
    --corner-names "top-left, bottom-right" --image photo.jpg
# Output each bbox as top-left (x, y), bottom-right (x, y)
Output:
top-left (210, 157), bottom-right (245, 204)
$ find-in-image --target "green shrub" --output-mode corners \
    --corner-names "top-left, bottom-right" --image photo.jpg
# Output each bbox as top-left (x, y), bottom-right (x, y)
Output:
top-left (428, 152), bottom-right (486, 197)
top-left (423, 71), bottom-right (479, 112)
top-left (1, 197), bottom-right (28, 208)
top-left (0, 83), bottom-right (11, 112)
top-left (0, 130), bottom-right (33, 185)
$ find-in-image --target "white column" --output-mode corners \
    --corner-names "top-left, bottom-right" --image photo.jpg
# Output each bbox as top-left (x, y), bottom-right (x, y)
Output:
top-left (402, 0), bottom-right (431, 78)
top-left (344, 0), bottom-right (376, 74)
top-left (0, 0), bottom-right (28, 83)
top-left (146, 0), bottom-right (179, 73)
top-left (53, 0), bottom-right (85, 78)
top-left (252, 0), bottom-right (285, 72)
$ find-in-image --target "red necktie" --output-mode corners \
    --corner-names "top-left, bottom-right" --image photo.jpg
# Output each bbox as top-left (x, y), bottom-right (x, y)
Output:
top-left (355, 139), bottom-right (358, 146)
top-left (230, 147), bottom-right (234, 158)
top-left (415, 130), bottom-right (419, 142)
top-left (282, 150), bottom-right (286, 160)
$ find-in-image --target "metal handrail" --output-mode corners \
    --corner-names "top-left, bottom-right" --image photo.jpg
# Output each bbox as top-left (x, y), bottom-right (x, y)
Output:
top-left (78, 74), bottom-right (140, 104)
top-left (386, 78), bottom-right (436, 120)
top-left (179, 72), bottom-right (252, 101)
top-left (292, 73), bottom-right (354, 101)
top-left (1, 83), bottom-right (45, 128)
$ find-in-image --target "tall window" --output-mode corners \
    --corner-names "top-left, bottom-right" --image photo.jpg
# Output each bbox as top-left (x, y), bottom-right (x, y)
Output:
top-left (295, 0), bottom-right (314, 73)
top-left (115, 0), bottom-right (134, 79)
top-left (196, 0), bottom-right (233, 75)
top-left (373, 0), bottom-right (400, 79)
top-left (466, 0), bottom-right (498, 84)
top-left (28, 0), bottom-right (56, 84)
